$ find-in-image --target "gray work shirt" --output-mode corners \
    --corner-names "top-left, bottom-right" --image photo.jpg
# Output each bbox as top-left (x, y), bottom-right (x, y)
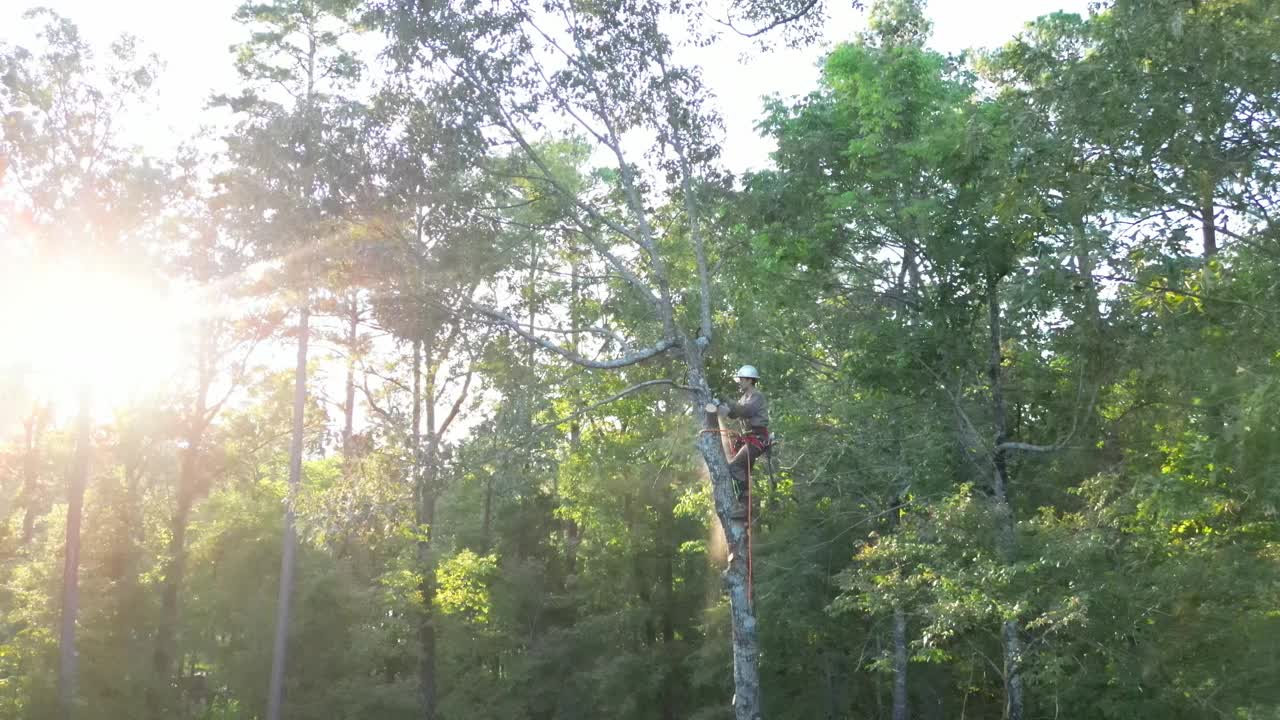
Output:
top-left (727, 389), bottom-right (769, 431)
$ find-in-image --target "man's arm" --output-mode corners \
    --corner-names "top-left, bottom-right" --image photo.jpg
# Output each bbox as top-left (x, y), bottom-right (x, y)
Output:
top-left (726, 392), bottom-right (762, 419)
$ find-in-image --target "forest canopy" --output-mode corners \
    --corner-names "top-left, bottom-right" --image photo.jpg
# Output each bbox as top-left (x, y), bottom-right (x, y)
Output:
top-left (3, 1), bottom-right (1280, 719)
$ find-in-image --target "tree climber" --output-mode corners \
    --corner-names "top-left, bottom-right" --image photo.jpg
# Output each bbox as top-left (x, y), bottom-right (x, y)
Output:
top-left (716, 365), bottom-right (770, 520)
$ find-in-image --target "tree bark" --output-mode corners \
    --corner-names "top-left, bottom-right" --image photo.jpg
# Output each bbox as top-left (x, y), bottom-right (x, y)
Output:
top-left (266, 302), bottom-right (310, 720)
top-left (20, 407), bottom-right (46, 546)
top-left (1072, 219), bottom-right (1102, 338)
top-left (151, 323), bottom-right (216, 720)
top-left (887, 492), bottom-right (909, 720)
top-left (57, 385), bottom-right (91, 720)
top-left (659, 486), bottom-right (679, 720)
top-left (415, 339), bottom-right (440, 720)
top-left (986, 282), bottom-right (1024, 720)
top-left (893, 607), bottom-right (909, 720)
top-left (342, 293), bottom-right (359, 461)
top-left (150, 444), bottom-right (197, 719)
top-left (688, 350), bottom-right (762, 720)
top-left (1198, 173), bottom-right (1217, 258)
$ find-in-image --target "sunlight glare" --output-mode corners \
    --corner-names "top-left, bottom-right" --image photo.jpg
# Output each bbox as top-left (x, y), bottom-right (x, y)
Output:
top-left (1, 257), bottom-right (198, 423)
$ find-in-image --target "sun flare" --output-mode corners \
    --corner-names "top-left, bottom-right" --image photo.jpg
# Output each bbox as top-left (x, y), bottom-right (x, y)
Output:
top-left (1, 256), bottom-right (198, 423)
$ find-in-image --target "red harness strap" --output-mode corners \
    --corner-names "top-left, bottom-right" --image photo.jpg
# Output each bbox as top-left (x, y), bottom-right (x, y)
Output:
top-left (731, 427), bottom-right (770, 453)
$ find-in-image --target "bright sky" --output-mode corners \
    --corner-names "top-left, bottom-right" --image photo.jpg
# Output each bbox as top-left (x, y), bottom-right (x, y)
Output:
top-left (1, 0), bottom-right (1094, 432)
top-left (2, 0), bottom-right (1094, 172)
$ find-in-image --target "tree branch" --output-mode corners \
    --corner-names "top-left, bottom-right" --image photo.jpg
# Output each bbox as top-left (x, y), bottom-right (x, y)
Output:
top-left (465, 301), bottom-right (678, 369)
top-left (436, 362), bottom-right (474, 443)
top-left (715, 0), bottom-right (823, 38)
top-left (533, 379), bottom-right (695, 432)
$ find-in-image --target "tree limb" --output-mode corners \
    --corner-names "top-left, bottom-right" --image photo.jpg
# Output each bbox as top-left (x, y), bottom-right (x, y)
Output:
top-left (465, 301), bottom-right (678, 369)
top-left (533, 379), bottom-right (696, 432)
top-left (714, 0), bottom-right (823, 38)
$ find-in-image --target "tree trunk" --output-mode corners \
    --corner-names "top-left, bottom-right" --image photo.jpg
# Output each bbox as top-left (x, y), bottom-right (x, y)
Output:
top-left (416, 477), bottom-right (439, 720)
top-left (659, 487), bottom-right (678, 720)
top-left (688, 352), bottom-right (762, 720)
top-left (1072, 219), bottom-right (1102, 338)
top-left (150, 446), bottom-right (196, 719)
top-left (986, 282), bottom-right (1024, 720)
top-left (20, 407), bottom-right (45, 546)
top-left (1198, 173), bottom-right (1217, 258)
top-left (414, 339), bottom-right (440, 720)
top-left (266, 302), bottom-right (310, 720)
top-left (893, 607), bottom-right (909, 720)
top-left (887, 492), bottom-right (909, 720)
top-left (342, 294), bottom-right (359, 461)
top-left (564, 254), bottom-right (583, 576)
top-left (57, 385), bottom-right (91, 720)
top-left (481, 473), bottom-right (493, 555)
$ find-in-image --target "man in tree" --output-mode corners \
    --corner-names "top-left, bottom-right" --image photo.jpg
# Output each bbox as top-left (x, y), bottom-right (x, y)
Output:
top-left (717, 365), bottom-right (770, 519)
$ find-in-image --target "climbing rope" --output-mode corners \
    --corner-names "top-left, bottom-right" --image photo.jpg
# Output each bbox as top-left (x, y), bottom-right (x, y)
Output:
top-left (742, 450), bottom-right (747, 602)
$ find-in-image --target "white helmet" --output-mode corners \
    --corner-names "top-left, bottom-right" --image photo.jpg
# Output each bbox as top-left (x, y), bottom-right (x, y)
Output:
top-left (735, 364), bottom-right (760, 380)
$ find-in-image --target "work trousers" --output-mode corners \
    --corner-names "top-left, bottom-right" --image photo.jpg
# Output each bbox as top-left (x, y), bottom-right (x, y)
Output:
top-left (729, 440), bottom-right (767, 500)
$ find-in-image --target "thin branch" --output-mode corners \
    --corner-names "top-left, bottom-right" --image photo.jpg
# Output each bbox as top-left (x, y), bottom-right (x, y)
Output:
top-left (533, 379), bottom-right (696, 432)
top-left (519, 319), bottom-right (632, 351)
top-left (360, 377), bottom-right (397, 425)
top-left (713, 0), bottom-right (822, 38)
top-left (435, 366), bottom-right (473, 442)
top-left (465, 301), bottom-right (678, 369)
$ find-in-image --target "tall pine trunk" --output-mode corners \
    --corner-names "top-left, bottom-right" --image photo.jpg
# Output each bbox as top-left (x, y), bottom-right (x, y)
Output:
top-left (987, 281), bottom-right (1024, 720)
top-left (414, 340), bottom-right (440, 720)
top-left (266, 302), bottom-right (310, 720)
top-left (342, 294), bottom-right (359, 460)
top-left (152, 326), bottom-right (214, 720)
top-left (1198, 171), bottom-right (1218, 258)
top-left (57, 386), bottom-right (92, 720)
top-left (889, 494), bottom-right (909, 720)
top-left (659, 486), bottom-right (679, 720)
top-left (150, 443), bottom-right (197, 719)
top-left (893, 608), bottom-right (908, 720)
top-left (20, 407), bottom-right (45, 546)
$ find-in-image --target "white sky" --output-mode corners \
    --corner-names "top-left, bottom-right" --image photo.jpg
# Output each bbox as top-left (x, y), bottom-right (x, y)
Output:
top-left (1, 0), bottom-right (1094, 433)
top-left (3, 0), bottom-right (1094, 174)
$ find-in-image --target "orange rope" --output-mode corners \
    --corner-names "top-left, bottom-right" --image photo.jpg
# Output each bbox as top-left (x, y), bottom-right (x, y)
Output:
top-left (742, 445), bottom-right (747, 602)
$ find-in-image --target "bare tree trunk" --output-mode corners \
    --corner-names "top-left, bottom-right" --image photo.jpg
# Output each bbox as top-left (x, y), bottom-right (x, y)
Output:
top-left (893, 607), bottom-right (909, 720)
top-left (1072, 220), bottom-right (1102, 337)
top-left (150, 445), bottom-right (196, 719)
top-left (267, 302), bottom-right (310, 720)
top-left (659, 487), bottom-right (678, 720)
top-left (986, 282), bottom-right (1024, 720)
top-left (689, 351), bottom-right (762, 720)
top-left (342, 294), bottom-right (359, 460)
top-left (888, 492), bottom-right (909, 720)
top-left (20, 407), bottom-right (46, 546)
top-left (414, 339), bottom-right (440, 720)
top-left (57, 385), bottom-right (91, 720)
top-left (1199, 174), bottom-right (1218, 258)
top-left (564, 256), bottom-right (583, 575)
top-left (151, 322), bottom-right (216, 719)
top-left (416, 477), bottom-right (438, 720)
top-left (481, 473), bottom-right (493, 555)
